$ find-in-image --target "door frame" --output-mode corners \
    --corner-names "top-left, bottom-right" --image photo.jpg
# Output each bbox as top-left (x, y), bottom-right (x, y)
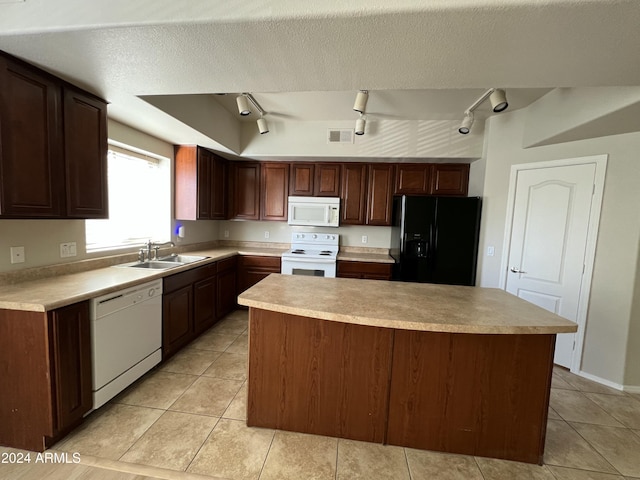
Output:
top-left (499, 155), bottom-right (607, 373)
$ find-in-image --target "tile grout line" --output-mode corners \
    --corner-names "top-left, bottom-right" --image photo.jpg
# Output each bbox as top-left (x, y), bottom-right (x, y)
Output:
top-left (257, 429), bottom-right (277, 480)
top-left (183, 416), bottom-right (223, 475)
top-left (472, 456), bottom-right (487, 480)
top-left (563, 417), bottom-right (623, 476)
top-left (402, 447), bottom-right (412, 480)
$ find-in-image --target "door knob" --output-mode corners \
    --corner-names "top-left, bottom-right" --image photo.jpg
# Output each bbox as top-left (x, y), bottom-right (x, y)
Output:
top-left (510, 267), bottom-right (527, 274)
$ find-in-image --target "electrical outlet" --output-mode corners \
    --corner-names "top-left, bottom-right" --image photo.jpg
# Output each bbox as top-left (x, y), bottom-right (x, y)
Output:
top-left (10, 246), bottom-right (25, 264)
top-left (224, 230), bottom-right (229, 238)
top-left (264, 231), bottom-right (270, 239)
top-left (60, 242), bottom-right (77, 258)
top-left (361, 235), bottom-right (368, 244)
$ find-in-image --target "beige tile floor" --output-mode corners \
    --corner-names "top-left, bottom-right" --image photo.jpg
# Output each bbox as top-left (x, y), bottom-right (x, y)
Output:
top-left (2, 309), bottom-right (640, 480)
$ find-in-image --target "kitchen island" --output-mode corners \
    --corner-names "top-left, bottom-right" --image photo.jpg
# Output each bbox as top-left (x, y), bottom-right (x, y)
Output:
top-left (237, 274), bottom-right (577, 465)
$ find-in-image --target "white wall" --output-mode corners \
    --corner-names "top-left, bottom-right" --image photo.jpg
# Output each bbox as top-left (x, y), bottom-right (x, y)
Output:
top-left (478, 108), bottom-right (640, 387)
top-left (218, 220), bottom-right (391, 249)
top-left (241, 118), bottom-right (484, 160)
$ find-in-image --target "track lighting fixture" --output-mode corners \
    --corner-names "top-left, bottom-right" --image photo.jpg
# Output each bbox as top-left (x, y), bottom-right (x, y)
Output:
top-left (490, 89), bottom-right (508, 112)
top-left (457, 88), bottom-right (509, 134)
top-left (458, 112), bottom-right (474, 135)
top-left (355, 114), bottom-right (366, 135)
top-left (236, 93), bottom-right (270, 134)
top-left (236, 94), bottom-right (251, 116)
top-left (257, 117), bottom-right (269, 134)
top-left (353, 90), bottom-right (369, 113)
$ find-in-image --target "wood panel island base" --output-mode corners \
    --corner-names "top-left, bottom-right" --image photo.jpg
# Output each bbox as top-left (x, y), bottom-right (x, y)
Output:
top-left (238, 275), bottom-right (577, 465)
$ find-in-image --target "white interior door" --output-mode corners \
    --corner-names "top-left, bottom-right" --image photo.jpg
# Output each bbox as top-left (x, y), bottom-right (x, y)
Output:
top-left (505, 163), bottom-right (597, 368)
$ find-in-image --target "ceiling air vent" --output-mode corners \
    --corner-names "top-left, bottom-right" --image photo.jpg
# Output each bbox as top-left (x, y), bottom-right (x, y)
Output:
top-left (327, 129), bottom-right (354, 144)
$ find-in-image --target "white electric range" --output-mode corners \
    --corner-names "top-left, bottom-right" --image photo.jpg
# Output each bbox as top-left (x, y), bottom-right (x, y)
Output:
top-left (281, 232), bottom-right (339, 277)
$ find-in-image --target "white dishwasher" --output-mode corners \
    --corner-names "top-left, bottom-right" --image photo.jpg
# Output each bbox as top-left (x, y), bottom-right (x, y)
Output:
top-left (91, 279), bottom-right (163, 409)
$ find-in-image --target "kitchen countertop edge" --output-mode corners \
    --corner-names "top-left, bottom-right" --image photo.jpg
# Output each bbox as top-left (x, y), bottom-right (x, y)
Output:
top-left (237, 274), bottom-right (578, 335)
top-left (0, 247), bottom-right (286, 313)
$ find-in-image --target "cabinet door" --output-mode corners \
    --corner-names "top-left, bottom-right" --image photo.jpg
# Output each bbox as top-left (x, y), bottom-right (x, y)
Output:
top-left (395, 164), bottom-right (431, 195)
top-left (340, 164), bottom-right (367, 225)
top-left (289, 163), bottom-right (315, 196)
top-left (162, 285), bottom-right (193, 358)
top-left (197, 148), bottom-right (212, 218)
top-left (210, 154), bottom-right (227, 219)
top-left (217, 268), bottom-right (238, 318)
top-left (238, 256), bottom-right (281, 293)
top-left (194, 276), bottom-right (217, 334)
top-left (64, 88), bottom-right (108, 218)
top-left (366, 164), bottom-right (394, 226)
top-left (0, 56), bottom-right (65, 217)
top-left (50, 301), bottom-right (92, 432)
top-left (430, 164), bottom-right (470, 196)
top-left (230, 162), bottom-right (260, 220)
top-left (261, 162), bottom-right (289, 221)
top-left (314, 163), bottom-right (341, 196)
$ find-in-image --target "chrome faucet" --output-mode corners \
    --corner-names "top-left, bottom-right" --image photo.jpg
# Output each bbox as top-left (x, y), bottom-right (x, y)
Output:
top-left (145, 240), bottom-right (176, 261)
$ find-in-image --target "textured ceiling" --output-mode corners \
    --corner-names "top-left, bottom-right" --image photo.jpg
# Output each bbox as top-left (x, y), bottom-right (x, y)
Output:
top-left (0, 0), bottom-right (639, 156)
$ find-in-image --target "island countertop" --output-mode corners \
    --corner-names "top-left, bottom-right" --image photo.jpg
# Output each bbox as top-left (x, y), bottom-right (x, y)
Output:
top-left (237, 274), bottom-right (577, 335)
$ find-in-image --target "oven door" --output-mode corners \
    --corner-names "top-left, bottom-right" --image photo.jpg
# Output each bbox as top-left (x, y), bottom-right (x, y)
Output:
top-left (281, 257), bottom-right (337, 278)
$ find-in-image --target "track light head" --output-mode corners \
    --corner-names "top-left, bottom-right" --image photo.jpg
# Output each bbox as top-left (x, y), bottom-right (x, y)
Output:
top-left (355, 115), bottom-right (366, 136)
top-left (257, 117), bottom-right (269, 134)
top-left (458, 112), bottom-right (474, 135)
top-left (353, 90), bottom-right (369, 113)
top-left (490, 89), bottom-right (508, 112)
top-left (236, 94), bottom-right (251, 116)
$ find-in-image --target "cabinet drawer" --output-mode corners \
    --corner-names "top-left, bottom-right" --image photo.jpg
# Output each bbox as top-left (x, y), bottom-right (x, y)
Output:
top-left (337, 261), bottom-right (393, 280)
top-left (217, 256), bottom-right (237, 273)
top-left (238, 255), bottom-right (281, 269)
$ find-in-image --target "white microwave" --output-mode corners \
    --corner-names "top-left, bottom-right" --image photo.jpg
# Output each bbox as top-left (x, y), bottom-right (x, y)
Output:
top-left (288, 196), bottom-right (340, 227)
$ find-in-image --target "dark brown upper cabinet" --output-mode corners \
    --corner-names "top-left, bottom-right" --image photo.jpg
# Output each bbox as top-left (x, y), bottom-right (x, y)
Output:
top-left (174, 145), bottom-right (227, 220)
top-left (340, 164), bottom-right (368, 225)
top-left (314, 163), bottom-right (341, 196)
top-left (366, 164), bottom-right (394, 226)
top-left (229, 161), bottom-right (261, 220)
top-left (430, 164), bottom-right (470, 196)
top-left (0, 52), bottom-right (107, 219)
top-left (64, 88), bottom-right (108, 218)
top-left (394, 164), bottom-right (431, 195)
top-left (289, 163), bottom-right (315, 196)
top-left (260, 162), bottom-right (289, 221)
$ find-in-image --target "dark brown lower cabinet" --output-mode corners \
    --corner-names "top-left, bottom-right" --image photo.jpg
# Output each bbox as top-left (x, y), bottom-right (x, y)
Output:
top-left (0, 301), bottom-right (92, 452)
top-left (163, 262), bottom-right (218, 359)
top-left (217, 256), bottom-right (238, 318)
top-left (50, 302), bottom-right (93, 434)
top-left (237, 255), bottom-right (281, 293)
top-left (162, 284), bottom-right (194, 358)
top-left (336, 260), bottom-right (393, 280)
top-left (162, 257), bottom-right (238, 361)
top-left (247, 308), bottom-right (556, 465)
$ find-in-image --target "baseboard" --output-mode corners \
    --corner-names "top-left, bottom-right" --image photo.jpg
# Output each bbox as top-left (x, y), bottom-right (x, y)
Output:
top-left (623, 385), bottom-right (640, 394)
top-left (574, 369), bottom-right (624, 391)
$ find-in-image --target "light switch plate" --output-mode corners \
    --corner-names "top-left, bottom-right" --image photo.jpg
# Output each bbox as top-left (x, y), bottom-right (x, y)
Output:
top-left (10, 246), bottom-right (25, 264)
top-left (60, 242), bottom-right (77, 258)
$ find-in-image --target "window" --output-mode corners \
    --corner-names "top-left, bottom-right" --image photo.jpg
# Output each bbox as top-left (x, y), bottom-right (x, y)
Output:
top-left (86, 145), bottom-right (170, 252)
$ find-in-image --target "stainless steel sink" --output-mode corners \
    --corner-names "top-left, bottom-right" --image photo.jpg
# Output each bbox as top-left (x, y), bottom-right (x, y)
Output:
top-left (124, 261), bottom-right (183, 270)
top-left (156, 254), bottom-right (209, 264)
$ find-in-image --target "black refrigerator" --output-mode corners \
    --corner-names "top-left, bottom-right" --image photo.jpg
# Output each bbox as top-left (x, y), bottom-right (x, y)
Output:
top-left (390, 196), bottom-right (482, 286)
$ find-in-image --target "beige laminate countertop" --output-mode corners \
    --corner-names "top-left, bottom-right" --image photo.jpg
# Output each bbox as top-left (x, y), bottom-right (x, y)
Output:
top-left (336, 252), bottom-right (394, 264)
top-left (0, 246), bottom-right (287, 313)
top-left (237, 274), bottom-right (578, 335)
